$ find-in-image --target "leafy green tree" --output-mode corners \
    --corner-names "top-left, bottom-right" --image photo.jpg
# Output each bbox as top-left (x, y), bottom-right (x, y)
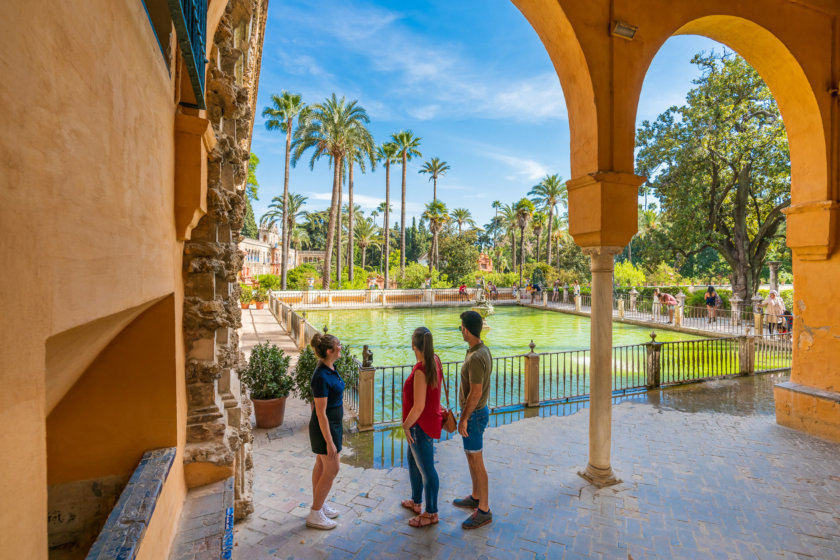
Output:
top-left (246, 153), bottom-right (260, 201)
top-left (636, 51), bottom-right (790, 299)
top-left (419, 157), bottom-right (450, 202)
top-left (499, 202), bottom-right (518, 272)
top-left (531, 212), bottom-right (547, 262)
top-left (260, 193), bottom-right (308, 244)
top-left (438, 233), bottom-right (479, 285)
top-left (399, 262), bottom-right (449, 289)
top-left (262, 93), bottom-right (306, 289)
top-left (376, 143), bottom-right (399, 289)
top-left (528, 174), bottom-right (566, 266)
top-left (292, 94), bottom-right (373, 288)
top-left (391, 130), bottom-right (422, 279)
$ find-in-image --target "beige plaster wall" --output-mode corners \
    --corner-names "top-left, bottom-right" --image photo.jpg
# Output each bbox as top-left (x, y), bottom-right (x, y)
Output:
top-left (0, 0), bottom-right (190, 556)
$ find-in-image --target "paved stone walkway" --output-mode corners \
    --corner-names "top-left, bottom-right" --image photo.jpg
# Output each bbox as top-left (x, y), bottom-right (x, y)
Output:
top-left (234, 309), bottom-right (840, 559)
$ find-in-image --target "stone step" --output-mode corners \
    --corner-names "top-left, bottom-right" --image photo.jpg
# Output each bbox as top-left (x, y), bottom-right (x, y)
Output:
top-left (169, 477), bottom-right (234, 560)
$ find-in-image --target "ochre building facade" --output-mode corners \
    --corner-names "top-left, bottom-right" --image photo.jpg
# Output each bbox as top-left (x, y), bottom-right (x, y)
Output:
top-left (1, 0), bottom-right (838, 558)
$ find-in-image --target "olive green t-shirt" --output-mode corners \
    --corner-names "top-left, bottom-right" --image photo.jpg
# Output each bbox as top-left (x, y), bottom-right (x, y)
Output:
top-left (459, 342), bottom-right (492, 409)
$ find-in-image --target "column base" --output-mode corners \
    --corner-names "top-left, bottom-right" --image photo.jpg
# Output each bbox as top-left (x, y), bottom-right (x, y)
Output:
top-left (578, 463), bottom-right (622, 488)
top-left (775, 381), bottom-right (840, 442)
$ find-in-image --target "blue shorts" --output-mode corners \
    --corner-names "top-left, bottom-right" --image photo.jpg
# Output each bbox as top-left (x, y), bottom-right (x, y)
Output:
top-left (461, 406), bottom-right (489, 453)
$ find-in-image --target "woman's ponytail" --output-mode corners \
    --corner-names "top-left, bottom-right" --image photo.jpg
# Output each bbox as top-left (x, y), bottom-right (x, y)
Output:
top-left (412, 327), bottom-right (438, 387)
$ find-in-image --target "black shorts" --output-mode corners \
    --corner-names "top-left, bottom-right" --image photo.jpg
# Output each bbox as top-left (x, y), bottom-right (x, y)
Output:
top-left (309, 405), bottom-right (343, 455)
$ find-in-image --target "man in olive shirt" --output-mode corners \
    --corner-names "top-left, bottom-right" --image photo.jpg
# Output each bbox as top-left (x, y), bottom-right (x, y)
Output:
top-left (453, 310), bottom-right (493, 529)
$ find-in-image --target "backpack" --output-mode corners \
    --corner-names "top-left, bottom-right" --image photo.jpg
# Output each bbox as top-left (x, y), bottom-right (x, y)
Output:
top-left (714, 294), bottom-right (723, 308)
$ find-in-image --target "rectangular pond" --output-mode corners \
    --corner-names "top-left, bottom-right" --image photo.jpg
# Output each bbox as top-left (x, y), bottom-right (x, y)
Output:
top-left (302, 305), bottom-right (708, 366)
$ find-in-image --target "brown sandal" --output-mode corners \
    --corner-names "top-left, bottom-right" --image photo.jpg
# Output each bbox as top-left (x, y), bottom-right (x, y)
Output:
top-left (401, 499), bottom-right (421, 514)
top-left (408, 512), bottom-right (439, 528)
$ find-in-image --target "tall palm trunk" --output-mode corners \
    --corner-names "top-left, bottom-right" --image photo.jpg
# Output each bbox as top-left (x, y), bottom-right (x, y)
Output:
top-left (510, 232), bottom-right (517, 272)
top-left (336, 177), bottom-right (343, 286)
top-left (519, 226), bottom-right (526, 287)
top-left (546, 206), bottom-right (554, 267)
top-left (322, 157), bottom-right (342, 289)
top-left (535, 235), bottom-right (542, 263)
top-left (360, 243), bottom-right (367, 270)
top-left (384, 162), bottom-right (391, 290)
top-left (281, 119), bottom-right (292, 290)
top-left (347, 160), bottom-right (355, 282)
top-left (428, 226), bottom-right (435, 274)
top-left (400, 153), bottom-right (407, 279)
top-left (433, 176), bottom-right (437, 202)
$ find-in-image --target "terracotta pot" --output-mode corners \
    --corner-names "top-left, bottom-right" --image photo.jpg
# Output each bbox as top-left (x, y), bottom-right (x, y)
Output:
top-left (255, 301), bottom-right (265, 310)
top-left (252, 397), bottom-right (287, 428)
top-left (241, 303), bottom-right (250, 310)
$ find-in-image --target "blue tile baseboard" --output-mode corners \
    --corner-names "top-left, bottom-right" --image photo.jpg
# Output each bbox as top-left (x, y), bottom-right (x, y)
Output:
top-left (86, 447), bottom-right (177, 560)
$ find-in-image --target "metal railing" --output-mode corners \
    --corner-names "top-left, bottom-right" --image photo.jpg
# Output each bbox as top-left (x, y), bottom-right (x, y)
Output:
top-left (356, 332), bottom-right (792, 429)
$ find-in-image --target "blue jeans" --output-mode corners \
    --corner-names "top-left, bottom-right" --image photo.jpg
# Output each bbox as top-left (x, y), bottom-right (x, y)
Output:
top-left (461, 406), bottom-right (490, 453)
top-left (408, 425), bottom-right (438, 514)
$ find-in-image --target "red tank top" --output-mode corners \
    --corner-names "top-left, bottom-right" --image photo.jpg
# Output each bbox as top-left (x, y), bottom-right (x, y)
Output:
top-left (402, 356), bottom-right (443, 439)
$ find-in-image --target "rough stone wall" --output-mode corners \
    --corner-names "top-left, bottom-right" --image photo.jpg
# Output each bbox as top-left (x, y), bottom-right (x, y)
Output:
top-left (182, 0), bottom-right (267, 521)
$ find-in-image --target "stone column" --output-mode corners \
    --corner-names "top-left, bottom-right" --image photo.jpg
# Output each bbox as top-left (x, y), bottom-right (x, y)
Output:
top-left (579, 247), bottom-right (622, 488)
top-left (629, 287), bottom-right (638, 312)
top-left (730, 295), bottom-right (742, 326)
top-left (563, 284), bottom-right (569, 303)
top-left (768, 261), bottom-right (781, 293)
top-left (523, 341), bottom-right (540, 407)
top-left (357, 366), bottom-right (375, 431)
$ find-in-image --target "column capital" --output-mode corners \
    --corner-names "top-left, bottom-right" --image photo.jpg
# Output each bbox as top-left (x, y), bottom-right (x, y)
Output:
top-left (784, 200), bottom-right (839, 260)
top-left (566, 171), bottom-right (646, 248)
top-left (583, 246), bottom-right (623, 272)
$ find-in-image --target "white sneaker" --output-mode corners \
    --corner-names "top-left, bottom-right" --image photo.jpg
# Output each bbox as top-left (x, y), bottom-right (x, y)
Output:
top-left (305, 508), bottom-right (337, 530)
top-left (321, 503), bottom-right (339, 519)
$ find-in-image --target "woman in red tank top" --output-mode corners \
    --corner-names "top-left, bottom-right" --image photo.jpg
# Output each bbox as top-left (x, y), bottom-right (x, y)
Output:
top-left (400, 326), bottom-right (443, 527)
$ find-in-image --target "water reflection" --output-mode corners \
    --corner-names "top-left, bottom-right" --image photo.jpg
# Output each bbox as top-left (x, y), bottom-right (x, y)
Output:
top-left (341, 372), bottom-right (790, 469)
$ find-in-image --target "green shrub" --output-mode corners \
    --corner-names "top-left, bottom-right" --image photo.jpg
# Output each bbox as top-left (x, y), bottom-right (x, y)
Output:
top-left (614, 261), bottom-right (646, 287)
top-left (287, 264), bottom-right (320, 290)
top-left (240, 342), bottom-right (293, 400)
top-left (293, 346), bottom-right (318, 404)
top-left (335, 344), bottom-right (360, 388)
top-left (239, 284), bottom-right (253, 304)
top-left (398, 263), bottom-right (449, 289)
top-left (256, 274), bottom-right (282, 291)
top-left (253, 288), bottom-right (266, 303)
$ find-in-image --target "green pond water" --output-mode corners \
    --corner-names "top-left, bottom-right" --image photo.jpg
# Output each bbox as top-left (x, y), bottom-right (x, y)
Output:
top-left (303, 305), bottom-right (707, 366)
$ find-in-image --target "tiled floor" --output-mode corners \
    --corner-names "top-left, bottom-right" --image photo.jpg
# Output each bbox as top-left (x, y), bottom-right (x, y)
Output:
top-left (233, 309), bottom-right (840, 559)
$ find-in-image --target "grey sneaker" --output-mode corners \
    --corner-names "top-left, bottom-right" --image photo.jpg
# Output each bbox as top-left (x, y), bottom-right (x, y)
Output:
top-left (462, 509), bottom-right (492, 530)
top-left (452, 495), bottom-right (479, 509)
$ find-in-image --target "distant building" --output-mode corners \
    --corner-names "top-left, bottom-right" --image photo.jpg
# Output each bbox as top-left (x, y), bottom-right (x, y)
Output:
top-left (478, 253), bottom-right (493, 272)
top-left (238, 226), bottom-right (326, 281)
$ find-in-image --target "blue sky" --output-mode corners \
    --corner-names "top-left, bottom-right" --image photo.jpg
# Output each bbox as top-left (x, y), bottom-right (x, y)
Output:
top-left (250, 0), bottom-right (724, 228)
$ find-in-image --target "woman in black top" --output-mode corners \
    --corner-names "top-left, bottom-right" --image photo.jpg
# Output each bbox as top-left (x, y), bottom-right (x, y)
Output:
top-left (704, 286), bottom-right (717, 323)
top-left (306, 332), bottom-right (345, 530)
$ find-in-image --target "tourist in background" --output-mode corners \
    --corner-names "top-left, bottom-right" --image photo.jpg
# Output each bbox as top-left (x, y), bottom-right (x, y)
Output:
top-left (400, 327), bottom-right (444, 528)
top-left (657, 291), bottom-right (678, 323)
top-left (704, 286), bottom-right (717, 323)
top-left (306, 333), bottom-right (344, 530)
top-left (552, 279), bottom-right (560, 303)
top-left (454, 311), bottom-right (494, 529)
top-left (573, 280), bottom-right (581, 300)
top-left (761, 290), bottom-right (786, 334)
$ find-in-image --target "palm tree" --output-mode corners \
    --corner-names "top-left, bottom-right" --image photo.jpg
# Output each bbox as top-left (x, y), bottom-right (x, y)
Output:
top-left (376, 142), bottom-right (399, 289)
top-left (499, 203), bottom-right (518, 273)
top-left (370, 209), bottom-right (379, 229)
top-left (262, 92), bottom-right (306, 289)
top-left (450, 208), bottom-right (475, 236)
top-left (531, 211), bottom-right (547, 262)
top-left (491, 200), bottom-right (501, 247)
top-left (291, 94), bottom-right (372, 289)
top-left (354, 217), bottom-right (380, 270)
top-left (423, 200), bottom-right (450, 272)
top-left (343, 128), bottom-right (375, 283)
top-left (290, 226), bottom-right (310, 254)
top-left (419, 157), bottom-right (450, 202)
top-left (259, 193), bottom-right (308, 233)
top-left (390, 130), bottom-right (422, 279)
top-left (514, 198), bottom-right (535, 287)
top-left (528, 174), bottom-right (566, 267)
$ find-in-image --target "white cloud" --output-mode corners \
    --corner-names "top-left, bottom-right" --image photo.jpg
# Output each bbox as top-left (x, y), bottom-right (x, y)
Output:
top-left (486, 153), bottom-right (549, 182)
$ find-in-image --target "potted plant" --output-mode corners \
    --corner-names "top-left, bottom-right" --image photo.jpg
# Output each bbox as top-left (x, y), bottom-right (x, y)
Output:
top-left (241, 342), bottom-right (293, 428)
top-left (240, 285), bottom-right (253, 310)
top-left (293, 345), bottom-right (318, 408)
top-left (254, 287), bottom-right (266, 310)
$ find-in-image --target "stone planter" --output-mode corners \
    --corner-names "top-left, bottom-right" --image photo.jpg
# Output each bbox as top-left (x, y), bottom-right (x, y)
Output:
top-left (255, 302), bottom-right (265, 310)
top-left (252, 397), bottom-right (287, 428)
